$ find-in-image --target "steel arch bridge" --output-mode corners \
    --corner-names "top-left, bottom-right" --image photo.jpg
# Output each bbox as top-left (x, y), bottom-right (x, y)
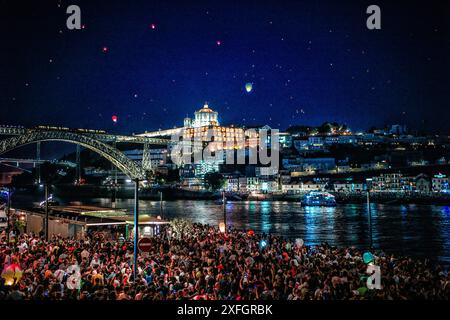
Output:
top-left (0, 130), bottom-right (146, 180)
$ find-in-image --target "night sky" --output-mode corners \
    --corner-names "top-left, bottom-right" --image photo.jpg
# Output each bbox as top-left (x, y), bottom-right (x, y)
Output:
top-left (1, 0), bottom-right (448, 141)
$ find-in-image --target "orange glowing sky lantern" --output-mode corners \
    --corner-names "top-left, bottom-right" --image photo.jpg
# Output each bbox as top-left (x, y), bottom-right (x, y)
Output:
top-left (1, 264), bottom-right (23, 286)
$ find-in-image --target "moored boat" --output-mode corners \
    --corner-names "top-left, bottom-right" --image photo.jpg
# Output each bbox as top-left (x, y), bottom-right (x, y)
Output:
top-left (301, 191), bottom-right (336, 207)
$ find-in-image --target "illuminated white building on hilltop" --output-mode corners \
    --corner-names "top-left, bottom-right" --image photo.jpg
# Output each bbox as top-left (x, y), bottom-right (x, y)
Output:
top-left (184, 103), bottom-right (219, 128)
top-left (138, 103), bottom-right (220, 138)
top-left (136, 103), bottom-right (259, 179)
top-left (137, 103), bottom-right (257, 149)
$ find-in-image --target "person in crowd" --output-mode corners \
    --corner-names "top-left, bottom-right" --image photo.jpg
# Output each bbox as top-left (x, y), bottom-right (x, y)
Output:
top-left (0, 223), bottom-right (449, 300)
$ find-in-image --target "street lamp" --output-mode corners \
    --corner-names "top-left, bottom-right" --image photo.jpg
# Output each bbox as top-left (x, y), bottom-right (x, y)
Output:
top-left (45, 184), bottom-right (49, 241)
top-left (366, 188), bottom-right (373, 250)
top-left (133, 178), bottom-right (140, 281)
top-left (5, 187), bottom-right (11, 243)
top-left (222, 190), bottom-right (227, 233)
top-left (159, 191), bottom-right (163, 220)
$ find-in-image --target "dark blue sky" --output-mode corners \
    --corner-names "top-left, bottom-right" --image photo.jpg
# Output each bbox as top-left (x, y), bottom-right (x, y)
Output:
top-left (1, 0), bottom-right (448, 137)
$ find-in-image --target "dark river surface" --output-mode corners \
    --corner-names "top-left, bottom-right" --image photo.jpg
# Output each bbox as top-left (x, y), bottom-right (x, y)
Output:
top-left (10, 194), bottom-right (450, 264)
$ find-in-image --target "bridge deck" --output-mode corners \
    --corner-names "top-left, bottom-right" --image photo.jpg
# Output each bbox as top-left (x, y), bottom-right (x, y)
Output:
top-left (0, 126), bottom-right (172, 145)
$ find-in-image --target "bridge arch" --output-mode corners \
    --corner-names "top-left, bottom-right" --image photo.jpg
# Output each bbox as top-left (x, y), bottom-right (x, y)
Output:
top-left (0, 130), bottom-right (145, 180)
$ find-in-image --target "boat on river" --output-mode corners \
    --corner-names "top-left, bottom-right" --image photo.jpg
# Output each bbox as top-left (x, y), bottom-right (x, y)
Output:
top-left (301, 191), bottom-right (337, 207)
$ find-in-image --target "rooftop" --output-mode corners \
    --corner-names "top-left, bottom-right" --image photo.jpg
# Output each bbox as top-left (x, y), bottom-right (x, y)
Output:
top-left (196, 103), bottom-right (216, 113)
top-left (17, 205), bottom-right (170, 227)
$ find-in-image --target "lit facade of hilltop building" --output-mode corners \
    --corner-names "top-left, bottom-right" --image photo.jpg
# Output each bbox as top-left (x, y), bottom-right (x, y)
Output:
top-left (183, 103), bottom-right (258, 151)
top-left (139, 103), bottom-right (258, 150)
top-left (186, 103), bottom-right (219, 128)
top-left (137, 103), bottom-right (260, 183)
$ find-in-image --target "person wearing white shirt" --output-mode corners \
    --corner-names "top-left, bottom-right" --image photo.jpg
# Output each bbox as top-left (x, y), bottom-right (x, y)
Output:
top-left (90, 253), bottom-right (101, 268)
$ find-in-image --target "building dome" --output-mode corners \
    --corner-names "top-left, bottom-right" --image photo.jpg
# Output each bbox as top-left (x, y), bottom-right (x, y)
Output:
top-left (193, 103), bottom-right (219, 127)
top-left (197, 103), bottom-right (215, 113)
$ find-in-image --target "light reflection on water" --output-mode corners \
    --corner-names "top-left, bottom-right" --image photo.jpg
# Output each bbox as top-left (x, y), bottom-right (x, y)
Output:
top-left (11, 195), bottom-right (450, 264)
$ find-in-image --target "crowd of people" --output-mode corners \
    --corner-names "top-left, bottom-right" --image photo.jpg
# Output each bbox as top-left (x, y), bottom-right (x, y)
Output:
top-left (1, 223), bottom-right (449, 300)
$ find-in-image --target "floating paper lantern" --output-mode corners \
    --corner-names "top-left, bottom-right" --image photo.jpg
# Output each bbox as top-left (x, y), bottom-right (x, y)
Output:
top-left (1, 264), bottom-right (23, 286)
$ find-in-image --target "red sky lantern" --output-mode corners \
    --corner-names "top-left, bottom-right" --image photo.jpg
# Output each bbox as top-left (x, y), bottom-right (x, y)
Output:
top-left (112, 115), bottom-right (118, 123)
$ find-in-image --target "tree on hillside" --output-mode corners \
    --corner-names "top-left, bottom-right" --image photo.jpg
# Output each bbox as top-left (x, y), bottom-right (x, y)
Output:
top-left (318, 122), bottom-right (333, 134)
top-left (204, 172), bottom-right (225, 191)
top-left (286, 125), bottom-right (311, 135)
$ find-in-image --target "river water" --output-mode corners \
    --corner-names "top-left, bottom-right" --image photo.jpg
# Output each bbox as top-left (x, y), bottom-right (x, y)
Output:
top-left (10, 194), bottom-right (450, 264)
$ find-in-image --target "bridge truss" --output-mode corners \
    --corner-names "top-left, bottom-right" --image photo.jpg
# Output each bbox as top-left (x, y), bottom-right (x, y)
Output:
top-left (0, 125), bottom-right (172, 145)
top-left (0, 130), bottom-right (147, 180)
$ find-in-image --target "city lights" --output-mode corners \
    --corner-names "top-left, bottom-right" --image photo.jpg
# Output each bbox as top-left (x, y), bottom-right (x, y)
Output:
top-left (0, 0), bottom-right (448, 308)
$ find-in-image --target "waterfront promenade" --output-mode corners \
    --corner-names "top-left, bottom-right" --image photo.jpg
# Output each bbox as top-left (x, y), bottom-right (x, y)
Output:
top-left (5, 192), bottom-right (450, 264)
top-left (18, 184), bottom-right (450, 205)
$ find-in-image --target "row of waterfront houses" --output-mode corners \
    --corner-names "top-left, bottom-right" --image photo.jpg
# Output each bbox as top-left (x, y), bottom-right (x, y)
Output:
top-left (218, 172), bottom-right (449, 194)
